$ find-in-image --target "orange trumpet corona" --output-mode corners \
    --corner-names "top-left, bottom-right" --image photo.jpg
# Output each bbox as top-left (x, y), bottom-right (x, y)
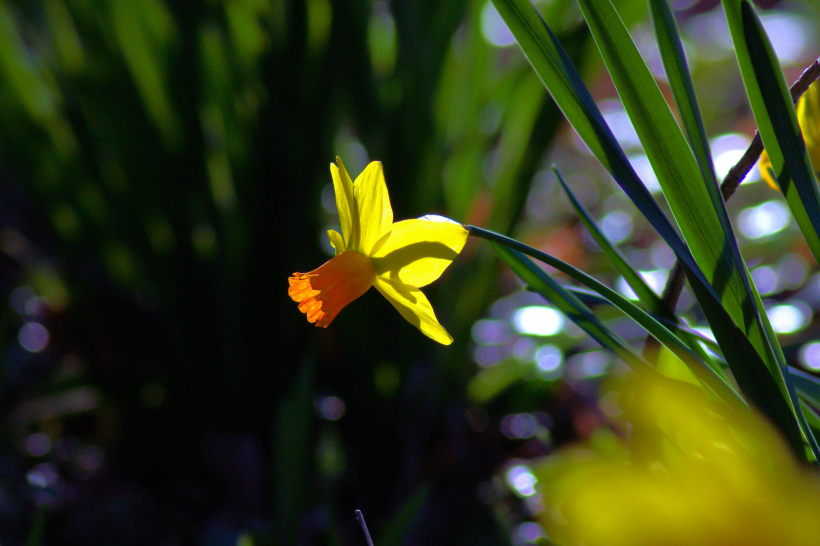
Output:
top-left (288, 250), bottom-right (377, 327)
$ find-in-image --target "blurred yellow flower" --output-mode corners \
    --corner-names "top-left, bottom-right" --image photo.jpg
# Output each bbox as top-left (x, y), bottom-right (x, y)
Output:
top-left (536, 373), bottom-right (820, 546)
top-left (288, 157), bottom-right (468, 345)
top-left (759, 81), bottom-right (820, 190)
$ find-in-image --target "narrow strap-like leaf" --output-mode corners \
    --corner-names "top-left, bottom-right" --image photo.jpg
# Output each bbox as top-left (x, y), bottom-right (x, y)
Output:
top-left (792, 370), bottom-right (820, 439)
top-left (473, 226), bottom-right (744, 411)
top-left (648, 0), bottom-right (717, 187)
top-left (562, 286), bottom-right (724, 354)
top-left (554, 166), bottom-right (723, 372)
top-left (490, 0), bottom-right (809, 459)
top-left (799, 399), bottom-right (820, 439)
top-left (718, 0), bottom-right (820, 463)
top-left (722, 0), bottom-right (820, 268)
top-left (576, 0), bottom-right (782, 392)
top-left (554, 167), bottom-right (666, 317)
top-left (789, 367), bottom-right (820, 410)
top-left (489, 241), bottom-right (649, 370)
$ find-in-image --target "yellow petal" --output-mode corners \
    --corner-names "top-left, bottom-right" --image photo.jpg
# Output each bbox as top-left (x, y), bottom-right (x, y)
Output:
top-left (331, 157), bottom-right (359, 248)
top-left (373, 276), bottom-right (453, 345)
top-left (797, 82), bottom-right (820, 170)
top-left (758, 149), bottom-right (779, 190)
top-left (327, 229), bottom-right (346, 255)
top-left (353, 161), bottom-right (393, 254)
top-left (371, 218), bottom-right (468, 287)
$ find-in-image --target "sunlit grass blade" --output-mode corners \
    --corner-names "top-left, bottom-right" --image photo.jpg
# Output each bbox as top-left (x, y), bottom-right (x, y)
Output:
top-left (648, 0), bottom-right (717, 187)
top-left (476, 223), bottom-right (805, 457)
top-left (749, 276), bottom-right (820, 461)
top-left (789, 366), bottom-right (820, 408)
top-left (789, 367), bottom-right (820, 438)
top-left (799, 399), bottom-right (820, 438)
top-left (721, 0), bottom-right (820, 267)
top-left (487, 0), bottom-right (727, 321)
top-left (720, 0), bottom-right (820, 463)
top-left (554, 166), bottom-right (723, 372)
top-left (721, 0), bottom-right (820, 461)
top-left (574, 0), bottom-right (815, 459)
top-left (487, 0), bottom-right (729, 313)
top-left (490, 0), bottom-right (808, 457)
top-left (473, 226), bottom-right (743, 410)
top-left (575, 0), bottom-right (768, 371)
top-left (489, 241), bottom-right (649, 370)
top-left (489, 0), bottom-right (698, 269)
top-left (553, 167), bottom-right (666, 316)
top-left (561, 286), bottom-right (724, 354)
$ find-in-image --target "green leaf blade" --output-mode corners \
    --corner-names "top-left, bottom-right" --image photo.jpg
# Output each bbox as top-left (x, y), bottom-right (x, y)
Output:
top-left (648, 0), bottom-right (717, 187)
top-left (574, 0), bottom-right (818, 459)
top-left (489, 240), bottom-right (647, 370)
top-left (490, 0), bottom-right (810, 458)
top-left (474, 226), bottom-right (743, 410)
top-left (554, 167), bottom-right (666, 317)
top-left (723, 0), bottom-right (820, 267)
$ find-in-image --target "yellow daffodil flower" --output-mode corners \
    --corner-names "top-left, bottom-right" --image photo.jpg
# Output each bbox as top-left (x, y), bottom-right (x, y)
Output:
top-left (289, 157), bottom-right (468, 344)
top-left (759, 81), bottom-right (820, 189)
top-left (536, 373), bottom-right (820, 546)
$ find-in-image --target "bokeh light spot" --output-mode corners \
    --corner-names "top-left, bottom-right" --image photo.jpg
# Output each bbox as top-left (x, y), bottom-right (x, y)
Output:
top-left (25, 433), bottom-right (52, 457)
top-left (473, 344), bottom-right (502, 368)
top-left (628, 154), bottom-right (661, 193)
top-left (768, 302), bottom-right (810, 334)
top-left (502, 413), bottom-right (537, 439)
top-left (650, 240), bottom-right (675, 269)
top-left (19, 322), bottom-right (49, 353)
top-left (471, 319), bottom-right (509, 345)
top-left (711, 133), bottom-right (751, 180)
top-left (568, 350), bottom-right (610, 380)
top-left (600, 210), bottom-right (633, 244)
top-left (321, 184), bottom-right (337, 214)
top-left (512, 337), bottom-right (536, 361)
top-left (761, 13), bottom-right (810, 64)
top-left (600, 101), bottom-right (641, 150)
top-left (480, 1), bottom-right (515, 47)
top-left (315, 395), bottom-right (346, 421)
top-left (506, 465), bottom-right (537, 496)
top-left (512, 306), bottom-right (564, 336)
top-left (799, 342), bottom-right (820, 371)
top-left (27, 462), bottom-right (59, 489)
top-left (516, 521), bottom-right (545, 544)
top-left (75, 445), bottom-right (104, 473)
top-left (535, 345), bottom-right (563, 377)
top-left (738, 200), bottom-right (790, 239)
top-left (779, 254), bottom-right (808, 289)
top-left (751, 266), bottom-right (779, 296)
top-left (10, 285), bottom-right (36, 315)
top-left (617, 270), bottom-right (667, 301)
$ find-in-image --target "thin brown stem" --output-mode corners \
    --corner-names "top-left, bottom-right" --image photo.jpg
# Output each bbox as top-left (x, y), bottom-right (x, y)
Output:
top-left (658, 58), bottom-right (820, 314)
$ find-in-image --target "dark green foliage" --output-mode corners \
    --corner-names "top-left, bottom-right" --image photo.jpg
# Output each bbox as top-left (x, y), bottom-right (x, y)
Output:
top-left (0, 0), bottom-right (581, 544)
